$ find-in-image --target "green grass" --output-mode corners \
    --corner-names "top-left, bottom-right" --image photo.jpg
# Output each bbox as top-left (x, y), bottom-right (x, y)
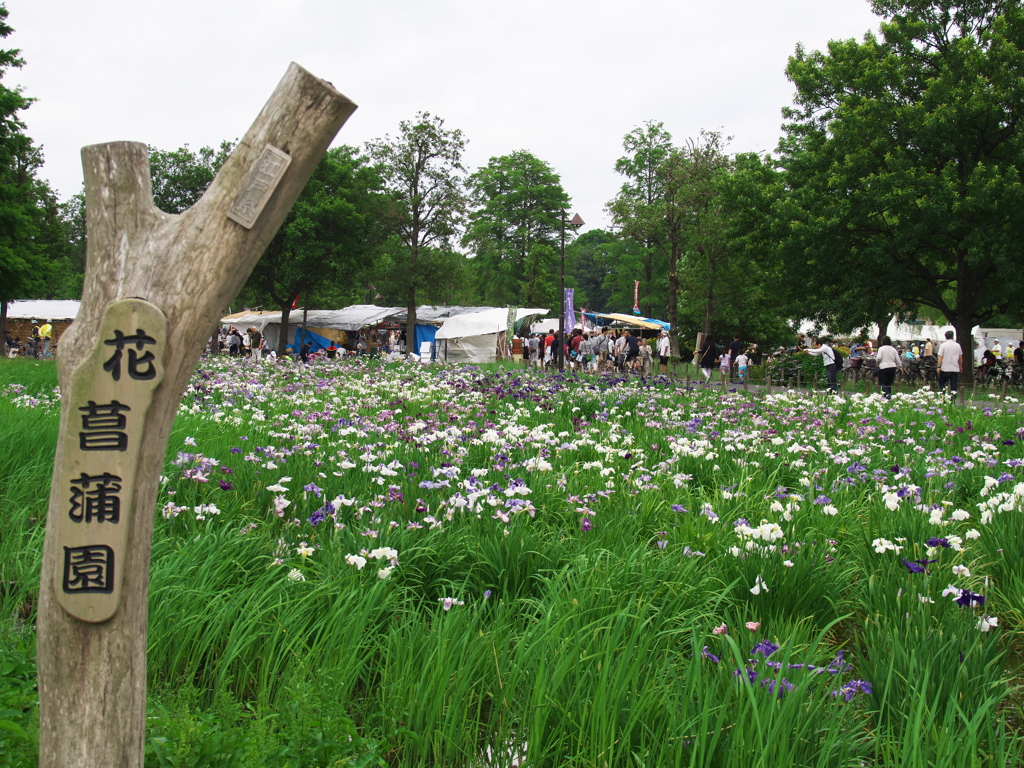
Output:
top-left (0, 357), bottom-right (1022, 766)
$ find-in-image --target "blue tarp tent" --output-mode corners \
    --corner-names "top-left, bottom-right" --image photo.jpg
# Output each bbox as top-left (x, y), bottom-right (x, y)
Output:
top-left (414, 324), bottom-right (437, 360)
top-left (292, 327), bottom-right (333, 353)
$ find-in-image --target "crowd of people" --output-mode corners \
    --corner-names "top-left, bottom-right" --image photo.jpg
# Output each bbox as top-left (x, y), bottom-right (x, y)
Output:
top-left (207, 326), bottom-right (406, 363)
top-left (778, 331), bottom-right (980, 401)
top-left (5, 319), bottom-right (53, 358)
top-left (696, 333), bottom-right (761, 386)
top-left (209, 326), bottom-right (269, 359)
top-left (518, 327), bottom-right (673, 375)
top-left (200, 322), bottom-right (1022, 403)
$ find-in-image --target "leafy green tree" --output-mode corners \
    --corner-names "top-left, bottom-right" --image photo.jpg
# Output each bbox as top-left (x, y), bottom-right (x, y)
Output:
top-left (607, 121), bottom-right (673, 319)
top-left (367, 112), bottom-right (466, 351)
top-left (567, 229), bottom-right (623, 312)
top-left (30, 178), bottom-right (76, 299)
top-left (667, 132), bottom-right (739, 337)
top-left (52, 192), bottom-right (86, 299)
top-left (149, 141), bottom-right (234, 214)
top-left (0, 5), bottom-right (55, 355)
top-left (241, 145), bottom-right (389, 352)
top-left (463, 150), bottom-right (569, 307)
top-left (771, 0), bottom-right (1024, 376)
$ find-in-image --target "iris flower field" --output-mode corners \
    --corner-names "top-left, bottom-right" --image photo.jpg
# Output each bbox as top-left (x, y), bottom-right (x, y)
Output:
top-left (1, 356), bottom-right (1022, 767)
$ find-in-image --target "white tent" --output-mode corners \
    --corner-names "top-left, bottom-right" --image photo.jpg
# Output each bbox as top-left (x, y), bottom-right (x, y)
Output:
top-left (221, 305), bottom-right (496, 351)
top-left (5, 300), bottom-right (81, 320)
top-left (436, 307), bottom-right (548, 363)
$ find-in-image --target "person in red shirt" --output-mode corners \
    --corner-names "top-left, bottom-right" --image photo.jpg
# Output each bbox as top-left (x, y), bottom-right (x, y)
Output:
top-left (544, 330), bottom-right (556, 367)
top-left (570, 329), bottom-right (583, 370)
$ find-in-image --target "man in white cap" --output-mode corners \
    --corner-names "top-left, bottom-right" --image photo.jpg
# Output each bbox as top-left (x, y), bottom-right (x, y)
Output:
top-left (657, 330), bottom-right (670, 375)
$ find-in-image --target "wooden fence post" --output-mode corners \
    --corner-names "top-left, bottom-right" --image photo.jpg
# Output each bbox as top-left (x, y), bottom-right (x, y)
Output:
top-left (36, 63), bottom-right (356, 768)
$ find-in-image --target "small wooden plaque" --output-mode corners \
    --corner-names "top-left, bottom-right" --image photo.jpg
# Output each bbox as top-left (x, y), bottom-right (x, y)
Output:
top-left (227, 144), bottom-right (292, 229)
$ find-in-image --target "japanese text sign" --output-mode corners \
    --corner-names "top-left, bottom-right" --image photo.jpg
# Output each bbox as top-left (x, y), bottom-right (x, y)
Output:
top-left (55, 299), bottom-right (167, 622)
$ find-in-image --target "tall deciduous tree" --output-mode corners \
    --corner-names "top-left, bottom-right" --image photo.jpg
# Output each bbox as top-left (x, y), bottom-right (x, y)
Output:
top-left (773, 0), bottom-right (1024, 376)
top-left (566, 228), bottom-right (633, 312)
top-left (463, 150), bottom-right (569, 307)
top-left (0, 5), bottom-right (55, 354)
top-left (667, 131), bottom-right (738, 337)
top-left (607, 121), bottom-right (673, 319)
top-left (368, 112), bottom-right (466, 351)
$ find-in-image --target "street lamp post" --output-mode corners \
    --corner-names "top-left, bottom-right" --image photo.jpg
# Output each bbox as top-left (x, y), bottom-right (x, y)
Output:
top-left (559, 211), bottom-right (585, 372)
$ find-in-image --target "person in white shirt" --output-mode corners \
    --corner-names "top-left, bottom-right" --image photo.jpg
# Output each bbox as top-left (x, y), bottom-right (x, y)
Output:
top-left (657, 330), bottom-right (670, 375)
top-left (875, 335), bottom-right (902, 399)
top-left (806, 338), bottom-right (840, 394)
top-left (936, 330), bottom-right (963, 403)
top-left (735, 351), bottom-right (749, 382)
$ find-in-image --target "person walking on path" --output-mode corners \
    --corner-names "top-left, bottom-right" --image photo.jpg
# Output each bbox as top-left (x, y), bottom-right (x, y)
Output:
top-left (624, 330), bottom-right (640, 372)
top-left (937, 330), bottom-right (963, 403)
top-left (728, 334), bottom-right (744, 382)
top-left (806, 338), bottom-right (840, 394)
top-left (657, 330), bottom-right (670, 375)
top-left (735, 349), bottom-right (749, 383)
top-left (698, 334), bottom-right (717, 385)
top-left (876, 335), bottom-right (902, 399)
top-left (719, 349), bottom-right (731, 386)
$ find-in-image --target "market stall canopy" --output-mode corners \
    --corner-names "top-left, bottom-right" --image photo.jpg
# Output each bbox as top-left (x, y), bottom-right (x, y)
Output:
top-left (5, 300), bottom-right (82, 319)
top-left (220, 305), bottom-right (497, 332)
top-left (590, 313), bottom-right (670, 331)
top-left (435, 307), bottom-right (549, 340)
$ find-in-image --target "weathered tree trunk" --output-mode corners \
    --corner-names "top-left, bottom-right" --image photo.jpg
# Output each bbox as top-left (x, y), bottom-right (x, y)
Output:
top-left (873, 312), bottom-right (892, 347)
top-left (36, 63), bottom-right (356, 768)
top-left (955, 259), bottom-right (977, 387)
top-left (666, 233), bottom-right (680, 370)
top-left (279, 302), bottom-right (294, 356)
top-left (406, 286), bottom-right (417, 359)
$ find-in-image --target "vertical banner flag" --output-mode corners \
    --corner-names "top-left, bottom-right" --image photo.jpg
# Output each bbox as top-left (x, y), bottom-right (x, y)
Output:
top-left (506, 306), bottom-right (517, 345)
top-left (565, 288), bottom-right (575, 334)
top-left (291, 294), bottom-right (300, 310)
top-left (633, 281), bottom-right (641, 315)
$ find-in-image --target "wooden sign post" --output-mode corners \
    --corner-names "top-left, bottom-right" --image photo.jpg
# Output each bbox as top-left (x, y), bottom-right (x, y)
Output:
top-left (36, 63), bottom-right (356, 768)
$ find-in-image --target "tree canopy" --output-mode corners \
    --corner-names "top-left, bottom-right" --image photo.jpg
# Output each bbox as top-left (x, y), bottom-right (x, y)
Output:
top-left (463, 149), bottom-right (569, 308)
top-left (367, 112), bottom-right (467, 346)
top-left (0, 4), bottom-right (61, 354)
top-left (754, 0), bottom-right (1024, 360)
top-left (149, 141), bottom-right (234, 214)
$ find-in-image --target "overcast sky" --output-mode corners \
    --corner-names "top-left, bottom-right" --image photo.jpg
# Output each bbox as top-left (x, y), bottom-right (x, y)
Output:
top-left (8, 0), bottom-right (882, 231)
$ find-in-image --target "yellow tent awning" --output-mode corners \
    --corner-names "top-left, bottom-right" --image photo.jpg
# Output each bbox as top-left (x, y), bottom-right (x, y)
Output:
top-left (597, 313), bottom-right (666, 331)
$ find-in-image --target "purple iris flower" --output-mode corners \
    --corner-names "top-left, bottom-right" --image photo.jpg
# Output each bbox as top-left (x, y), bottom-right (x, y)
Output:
top-left (955, 590), bottom-right (985, 608)
top-left (751, 640), bottom-right (779, 657)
